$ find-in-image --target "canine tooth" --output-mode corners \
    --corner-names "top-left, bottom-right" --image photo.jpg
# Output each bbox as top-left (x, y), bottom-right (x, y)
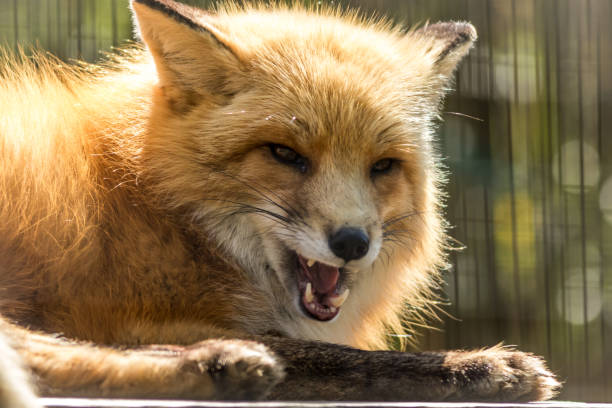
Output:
top-left (304, 282), bottom-right (314, 303)
top-left (306, 258), bottom-right (315, 267)
top-left (329, 306), bottom-right (337, 313)
top-left (329, 288), bottom-right (350, 308)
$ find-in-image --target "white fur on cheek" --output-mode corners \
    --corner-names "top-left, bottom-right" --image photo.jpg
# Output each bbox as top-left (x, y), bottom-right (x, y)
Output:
top-left (195, 207), bottom-right (268, 277)
top-left (196, 200), bottom-right (389, 347)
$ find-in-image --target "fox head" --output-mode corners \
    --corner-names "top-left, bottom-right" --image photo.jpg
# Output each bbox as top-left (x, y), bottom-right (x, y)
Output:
top-left (131, 0), bottom-right (475, 348)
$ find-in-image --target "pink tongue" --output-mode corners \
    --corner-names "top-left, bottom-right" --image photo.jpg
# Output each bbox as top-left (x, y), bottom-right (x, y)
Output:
top-left (310, 263), bottom-right (339, 294)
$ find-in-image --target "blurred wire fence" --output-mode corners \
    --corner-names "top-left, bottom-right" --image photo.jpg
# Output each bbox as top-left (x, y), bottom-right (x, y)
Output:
top-left (1, 0), bottom-right (610, 402)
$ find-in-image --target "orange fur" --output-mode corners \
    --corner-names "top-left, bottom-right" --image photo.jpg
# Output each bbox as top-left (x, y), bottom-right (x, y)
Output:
top-left (1, 2), bottom-right (472, 349)
top-left (3, 0), bottom-right (563, 403)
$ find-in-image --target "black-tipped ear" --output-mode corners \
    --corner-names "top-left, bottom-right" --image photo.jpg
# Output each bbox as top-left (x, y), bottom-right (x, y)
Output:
top-left (131, 0), bottom-right (245, 111)
top-left (417, 21), bottom-right (477, 77)
top-left (133, 0), bottom-right (210, 33)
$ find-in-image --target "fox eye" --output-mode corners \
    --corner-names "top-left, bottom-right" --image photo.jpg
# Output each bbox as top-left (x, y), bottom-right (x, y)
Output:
top-left (371, 158), bottom-right (394, 175)
top-left (269, 144), bottom-right (308, 173)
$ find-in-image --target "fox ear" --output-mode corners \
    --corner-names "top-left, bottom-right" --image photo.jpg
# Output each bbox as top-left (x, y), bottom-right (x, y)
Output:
top-left (131, 0), bottom-right (245, 111)
top-left (416, 21), bottom-right (477, 78)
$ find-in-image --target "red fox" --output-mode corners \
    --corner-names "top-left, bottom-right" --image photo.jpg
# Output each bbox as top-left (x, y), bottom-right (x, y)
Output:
top-left (0, 0), bottom-right (559, 402)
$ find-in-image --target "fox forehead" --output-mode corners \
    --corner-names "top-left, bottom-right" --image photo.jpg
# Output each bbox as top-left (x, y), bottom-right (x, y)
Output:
top-left (209, 13), bottom-right (437, 155)
top-left (247, 111), bottom-right (417, 164)
top-left (216, 92), bottom-right (418, 168)
top-left (216, 36), bottom-right (423, 160)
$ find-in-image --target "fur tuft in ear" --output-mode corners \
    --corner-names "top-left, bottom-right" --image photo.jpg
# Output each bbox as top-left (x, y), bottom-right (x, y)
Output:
top-left (417, 21), bottom-right (477, 77)
top-left (131, 0), bottom-right (246, 112)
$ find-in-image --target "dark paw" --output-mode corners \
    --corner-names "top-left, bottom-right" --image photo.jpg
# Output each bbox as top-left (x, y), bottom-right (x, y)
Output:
top-left (182, 339), bottom-right (285, 400)
top-left (447, 346), bottom-right (560, 401)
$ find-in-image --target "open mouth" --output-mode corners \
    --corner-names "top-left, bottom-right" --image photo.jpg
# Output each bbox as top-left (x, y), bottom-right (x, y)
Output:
top-left (296, 254), bottom-right (350, 322)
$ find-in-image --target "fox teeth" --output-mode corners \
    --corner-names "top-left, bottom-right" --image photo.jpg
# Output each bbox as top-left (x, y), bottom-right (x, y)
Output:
top-left (329, 288), bottom-right (350, 308)
top-left (304, 282), bottom-right (314, 303)
top-left (306, 258), bottom-right (316, 267)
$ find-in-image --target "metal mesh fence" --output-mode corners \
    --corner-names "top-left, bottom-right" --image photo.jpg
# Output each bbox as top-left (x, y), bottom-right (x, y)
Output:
top-left (1, 0), bottom-right (610, 402)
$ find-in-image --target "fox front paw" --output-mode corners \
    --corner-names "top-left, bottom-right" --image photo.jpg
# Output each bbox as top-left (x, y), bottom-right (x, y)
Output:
top-left (446, 347), bottom-right (560, 401)
top-left (181, 339), bottom-right (285, 400)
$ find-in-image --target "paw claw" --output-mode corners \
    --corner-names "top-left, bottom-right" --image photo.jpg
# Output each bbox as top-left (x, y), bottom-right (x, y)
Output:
top-left (448, 347), bottom-right (561, 401)
top-left (182, 339), bottom-right (285, 400)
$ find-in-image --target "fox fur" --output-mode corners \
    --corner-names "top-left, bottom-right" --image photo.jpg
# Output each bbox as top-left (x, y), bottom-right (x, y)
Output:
top-left (0, 323), bottom-right (41, 408)
top-left (0, 0), bottom-right (559, 403)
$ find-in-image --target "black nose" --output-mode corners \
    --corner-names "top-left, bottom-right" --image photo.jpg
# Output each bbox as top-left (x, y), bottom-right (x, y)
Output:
top-left (329, 227), bottom-right (370, 262)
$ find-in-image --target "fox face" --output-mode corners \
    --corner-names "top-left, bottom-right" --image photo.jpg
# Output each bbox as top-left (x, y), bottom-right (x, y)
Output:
top-left (230, 96), bottom-right (411, 323)
top-left (133, 0), bottom-right (475, 346)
